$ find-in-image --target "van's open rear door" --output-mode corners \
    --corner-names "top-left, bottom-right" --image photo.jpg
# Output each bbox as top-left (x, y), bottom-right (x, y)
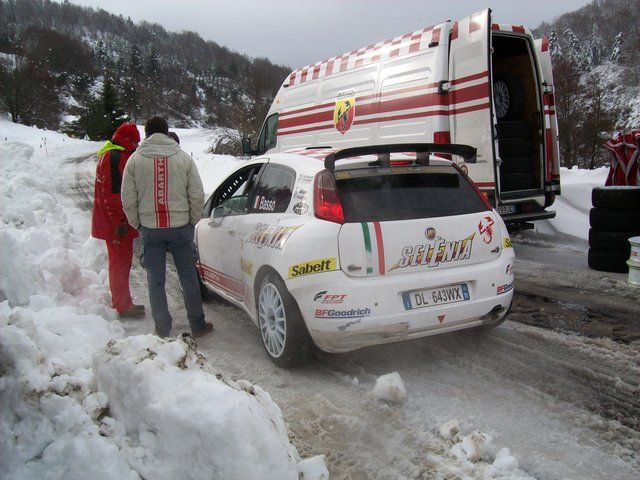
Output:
top-left (534, 37), bottom-right (561, 199)
top-left (447, 9), bottom-right (494, 196)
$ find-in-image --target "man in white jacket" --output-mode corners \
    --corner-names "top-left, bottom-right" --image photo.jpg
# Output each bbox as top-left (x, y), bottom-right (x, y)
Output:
top-left (121, 117), bottom-right (212, 338)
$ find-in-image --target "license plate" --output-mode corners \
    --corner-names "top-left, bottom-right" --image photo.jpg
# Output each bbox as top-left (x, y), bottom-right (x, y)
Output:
top-left (402, 284), bottom-right (470, 310)
top-left (496, 204), bottom-right (516, 215)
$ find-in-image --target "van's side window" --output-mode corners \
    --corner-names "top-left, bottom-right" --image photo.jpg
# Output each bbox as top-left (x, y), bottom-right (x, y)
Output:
top-left (257, 113), bottom-right (278, 154)
top-left (249, 164), bottom-right (294, 214)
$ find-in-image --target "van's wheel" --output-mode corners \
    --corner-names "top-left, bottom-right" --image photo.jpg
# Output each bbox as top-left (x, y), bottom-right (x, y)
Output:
top-left (493, 76), bottom-right (525, 120)
top-left (257, 273), bottom-right (312, 367)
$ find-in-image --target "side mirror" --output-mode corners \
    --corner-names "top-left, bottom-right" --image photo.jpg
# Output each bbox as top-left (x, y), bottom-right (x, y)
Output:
top-left (208, 206), bottom-right (226, 227)
top-left (241, 137), bottom-right (254, 156)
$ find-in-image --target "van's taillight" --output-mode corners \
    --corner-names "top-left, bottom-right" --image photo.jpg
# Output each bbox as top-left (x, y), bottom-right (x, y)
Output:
top-left (434, 131), bottom-right (451, 159)
top-left (314, 170), bottom-right (344, 224)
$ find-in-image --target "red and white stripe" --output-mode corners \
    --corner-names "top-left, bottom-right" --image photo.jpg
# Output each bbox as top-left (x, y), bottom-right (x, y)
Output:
top-left (491, 23), bottom-right (531, 35)
top-left (287, 24), bottom-right (443, 87)
top-left (278, 71), bottom-right (490, 138)
top-left (153, 157), bottom-right (170, 227)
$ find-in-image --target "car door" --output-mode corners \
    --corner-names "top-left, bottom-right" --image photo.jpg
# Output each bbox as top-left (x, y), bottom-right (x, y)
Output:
top-left (197, 163), bottom-right (265, 303)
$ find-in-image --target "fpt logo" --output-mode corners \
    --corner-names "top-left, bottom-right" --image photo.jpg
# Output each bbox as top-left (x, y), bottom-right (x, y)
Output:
top-left (334, 90), bottom-right (355, 134)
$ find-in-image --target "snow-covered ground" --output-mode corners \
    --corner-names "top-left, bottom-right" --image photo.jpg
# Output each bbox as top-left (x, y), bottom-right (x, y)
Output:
top-left (1, 119), bottom-right (638, 480)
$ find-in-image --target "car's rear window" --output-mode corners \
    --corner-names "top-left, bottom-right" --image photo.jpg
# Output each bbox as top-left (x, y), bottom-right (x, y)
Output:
top-left (334, 165), bottom-right (488, 222)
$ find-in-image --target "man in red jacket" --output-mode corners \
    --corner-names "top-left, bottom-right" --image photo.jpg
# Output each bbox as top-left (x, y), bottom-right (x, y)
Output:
top-left (91, 123), bottom-right (145, 318)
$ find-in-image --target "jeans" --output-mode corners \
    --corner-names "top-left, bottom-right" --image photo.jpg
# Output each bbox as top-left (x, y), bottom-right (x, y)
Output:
top-left (139, 223), bottom-right (206, 336)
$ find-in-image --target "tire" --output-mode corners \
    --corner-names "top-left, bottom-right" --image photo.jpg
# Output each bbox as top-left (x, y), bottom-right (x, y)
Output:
top-left (589, 228), bottom-right (639, 254)
top-left (496, 120), bottom-right (532, 139)
top-left (198, 272), bottom-right (217, 302)
top-left (257, 273), bottom-right (312, 367)
top-left (589, 208), bottom-right (640, 232)
top-left (588, 248), bottom-right (629, 273)
top-left (498, 138), bottom-right (535, 157)
top-left (592, 186), bottom-right (640, 210)
top-left (493, 76), bottom-right (525, 120)
top-left (500, 154), bottom-right (536, 174)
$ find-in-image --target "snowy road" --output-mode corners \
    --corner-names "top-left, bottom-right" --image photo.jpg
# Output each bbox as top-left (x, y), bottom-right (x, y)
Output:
top-left (56, 136), bottom-right (639, 480)
top-left (114, 237), bottom-right (640, 480)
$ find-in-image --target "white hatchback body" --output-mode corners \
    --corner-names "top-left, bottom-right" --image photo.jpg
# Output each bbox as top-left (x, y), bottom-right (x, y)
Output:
top-left (195, 146), bottom-right (515, 363)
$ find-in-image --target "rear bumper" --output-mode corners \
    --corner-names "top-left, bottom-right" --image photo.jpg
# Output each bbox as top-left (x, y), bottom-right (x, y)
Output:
top-left (502, 210), bottom-right (556, 223)
top-left (287, 252), bottom-right (515, 352)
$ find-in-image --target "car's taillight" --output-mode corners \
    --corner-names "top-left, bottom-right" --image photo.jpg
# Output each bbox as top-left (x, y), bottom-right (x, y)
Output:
top-left (314, 170), bottom-right (344, 224)
top-left (434, 131), bottom-right (452, 160)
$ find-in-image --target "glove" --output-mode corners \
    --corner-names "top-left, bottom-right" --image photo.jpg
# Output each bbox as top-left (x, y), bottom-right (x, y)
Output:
top-left (115, 224), bottom-right (128, 237)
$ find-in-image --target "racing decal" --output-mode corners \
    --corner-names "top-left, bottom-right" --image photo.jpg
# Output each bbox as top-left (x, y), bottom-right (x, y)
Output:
top-left (292, 202), bottom-right (309, 215)
top-left (478, 215), bottom-right (495, 244)
top-left (503, 236), bottom-right (512, 249)
top-left (506, 263), bottom-right (515, 276)
top-left (246, 224), bottom-right (301, 250)
top-left (496, 282), bottom-right (514, 295)
top-left (288, 257), bottom-right (337, 279)
top-left (314, 308), bottom-right (371, 319)
top-left (197, 262), bottom-right (244, 301)
top-left (360, 222), bottom-right (386, 275)
top-left (240, 258), bottom-right (253, 276)
top-left (314, 291), bottom-right (348, 304)
top-left (425, 227), bottom-right (436, 240)
top-left (388, 233), bottom-right (475, 271)
top-left (153, 157), bottom-right (170, 227)
top-left (253, 196), bottom-right (276, 212)
top-left (334, 90), bottom-right (355, 134)
top-left (294, 188), bottom-right (308, 201)
top-left (297, 174), bottom-right (314, 183)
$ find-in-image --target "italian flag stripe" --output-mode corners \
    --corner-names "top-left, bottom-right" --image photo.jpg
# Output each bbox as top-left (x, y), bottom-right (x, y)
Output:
top-left (360, 222), bottom-right (373, 274)
top-left (373, 221), bottom-right (386, 275)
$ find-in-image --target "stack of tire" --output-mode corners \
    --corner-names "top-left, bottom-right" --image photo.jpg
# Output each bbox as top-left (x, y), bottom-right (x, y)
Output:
top-left (588, 186), bottom-right (640, 273)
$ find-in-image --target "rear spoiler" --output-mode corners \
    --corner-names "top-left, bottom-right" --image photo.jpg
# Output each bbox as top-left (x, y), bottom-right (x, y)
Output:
top-left (324, 143), bottom-right (477, 171)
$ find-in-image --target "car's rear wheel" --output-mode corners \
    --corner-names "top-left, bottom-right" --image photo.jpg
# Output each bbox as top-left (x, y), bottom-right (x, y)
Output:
top-left (257, 273), bottom-right (312, 367)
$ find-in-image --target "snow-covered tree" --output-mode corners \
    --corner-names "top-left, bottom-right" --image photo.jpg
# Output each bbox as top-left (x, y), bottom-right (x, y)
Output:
top-left (549, 30), bottom-right (562, 58)
top-left (610, 32), bottom-right (623, 62)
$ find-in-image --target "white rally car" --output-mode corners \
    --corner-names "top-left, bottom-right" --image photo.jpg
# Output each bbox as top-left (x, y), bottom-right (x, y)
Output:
top-left (195, 144), bottom-right (515, 366)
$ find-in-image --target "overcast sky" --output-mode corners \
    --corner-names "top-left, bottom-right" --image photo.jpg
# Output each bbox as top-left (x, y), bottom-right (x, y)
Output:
top-left (63, 0), bottom-right (591, 68)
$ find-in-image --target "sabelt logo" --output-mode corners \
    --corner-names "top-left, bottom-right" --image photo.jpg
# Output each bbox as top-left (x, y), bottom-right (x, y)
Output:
top-left (503, 237), bottom-right (512, 248)
top-left (288, 258), bottom-right (337, 278)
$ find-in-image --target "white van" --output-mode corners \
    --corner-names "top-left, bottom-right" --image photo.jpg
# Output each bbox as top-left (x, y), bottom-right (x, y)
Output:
top-left (243, 8), bottom-right (561, 227)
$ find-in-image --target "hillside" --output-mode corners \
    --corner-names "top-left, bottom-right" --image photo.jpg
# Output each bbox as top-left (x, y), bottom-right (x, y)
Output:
top-left (0, 0), bottom-right (290, 138)
top-left (534, 0), bottom-right (640, 168)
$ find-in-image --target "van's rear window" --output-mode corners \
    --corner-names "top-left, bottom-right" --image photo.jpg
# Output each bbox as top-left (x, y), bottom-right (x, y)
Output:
top-left (334, 165), bottom-right (488, 222)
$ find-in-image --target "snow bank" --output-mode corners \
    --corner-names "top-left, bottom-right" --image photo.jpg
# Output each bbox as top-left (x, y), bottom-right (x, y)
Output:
top-left (94, 334), bottom-right (300, 480)
top-left (372, 371), bottom-right (406, 404)
top-left (0, 120), bottom-right (325, 478)
top-left (0, 300), bottom-right (137, 480)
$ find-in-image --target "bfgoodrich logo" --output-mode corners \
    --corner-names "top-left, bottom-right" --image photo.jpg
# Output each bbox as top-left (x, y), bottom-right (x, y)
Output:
top-left (314, 308), bottom-right (371, 319)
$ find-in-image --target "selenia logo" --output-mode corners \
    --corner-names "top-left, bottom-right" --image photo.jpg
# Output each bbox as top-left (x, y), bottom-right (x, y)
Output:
top-left (388, 233), bottom-right (475, 271)
top-left (288, 258), bottom-right (337, 278)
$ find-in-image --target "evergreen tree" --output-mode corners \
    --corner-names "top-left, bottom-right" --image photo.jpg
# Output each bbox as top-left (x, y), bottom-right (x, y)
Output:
top-left (548, 30), bottom-right (562, 58)
top-left (610, 32), bottom-right (623, 62)
top-left (71, 75), bottom-right (128, 140)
